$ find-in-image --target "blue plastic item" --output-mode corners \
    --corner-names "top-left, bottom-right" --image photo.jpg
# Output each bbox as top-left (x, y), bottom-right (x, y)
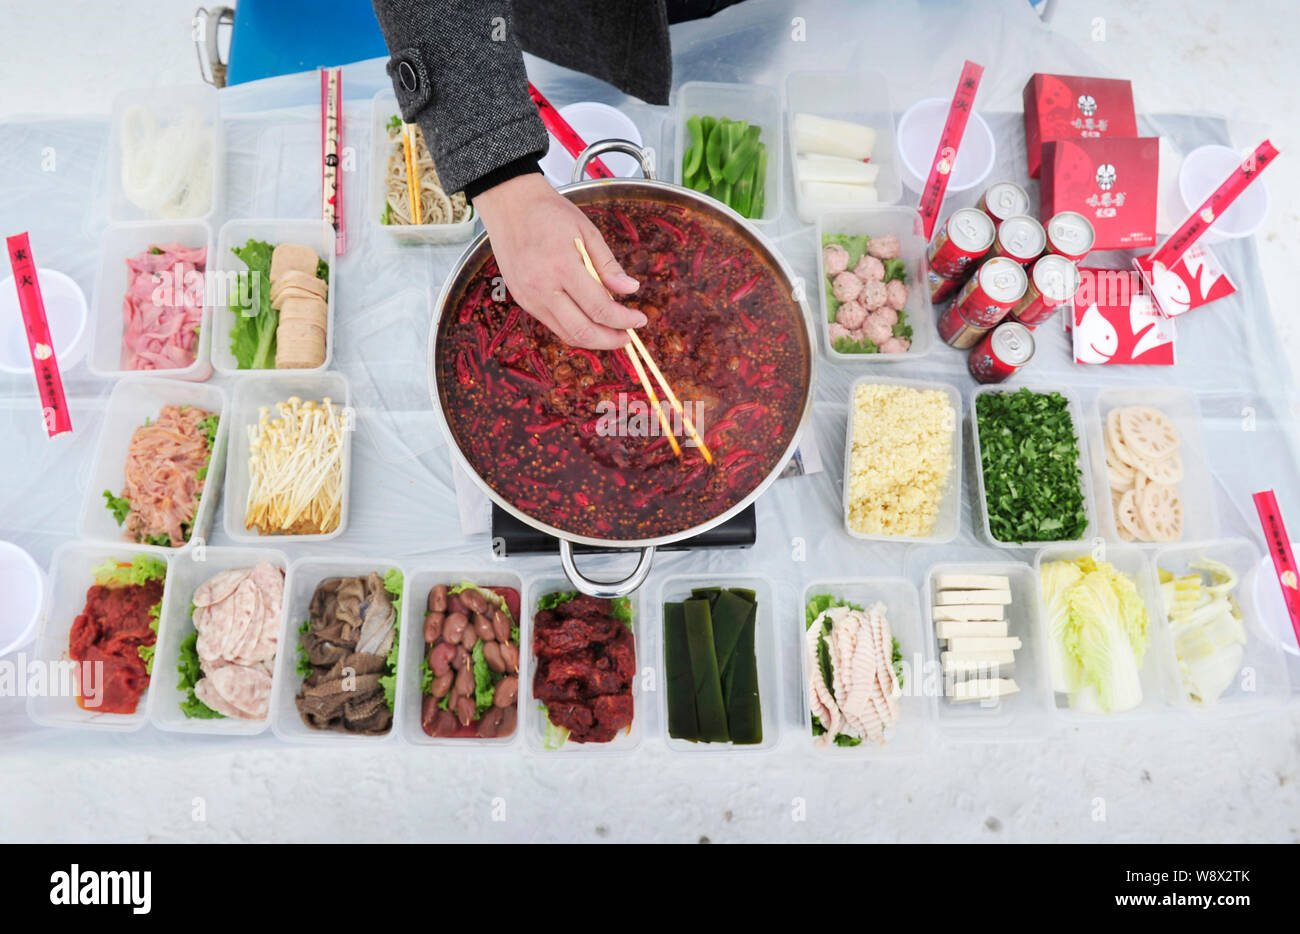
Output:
top-left (226, 0), bottom-right (390, 85)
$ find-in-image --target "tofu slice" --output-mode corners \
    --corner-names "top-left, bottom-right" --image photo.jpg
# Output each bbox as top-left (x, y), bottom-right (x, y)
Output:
top-left (950, 678), bottom-right (1020, 704)
top-left (935, 589), bottom-right (1013, 606)
top-left (941, 650), bottom-right (1014, 674)
top-left (932, 604), bottom-right (1005, 622)
top-left (935, 619), bottom-right (1008, 640)
top-left (935, 574), bottom-right (1011, 591)
top-left (945, 636), bottom-right (1022, 654)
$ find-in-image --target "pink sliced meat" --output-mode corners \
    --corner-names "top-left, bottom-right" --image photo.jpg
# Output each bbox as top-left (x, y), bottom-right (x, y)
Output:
top-left (121, 243), bottom-right (206, 371)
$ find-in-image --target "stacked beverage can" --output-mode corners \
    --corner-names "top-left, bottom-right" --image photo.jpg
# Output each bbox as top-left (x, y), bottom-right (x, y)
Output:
top-left (988, 215), bottom-right (1046, 267)
top-left (969, 321), bottom-right (1035, 384)
top-left (952, 257), bottom-right (1028, 328)
top-left (937, 303), bottom-right (991, 350)
top-left (927, 207), bottom-right (995, 280)
top-left (1010, 254), bottom-right (1081, 328)
top-left (928, 266), bottom-right (966, 304)
top-left (975, 181), bottom-right (1031, 229)
top-left (1044, 211), bottom-right (1096, 262)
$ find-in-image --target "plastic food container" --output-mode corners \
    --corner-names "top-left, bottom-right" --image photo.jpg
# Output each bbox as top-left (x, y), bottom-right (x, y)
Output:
top-left (107, 83), bottom-right (222, 223)
top-left (1033, 543), bottom-right (1176, 722)
top-left (970, 383), bottom-right (1097, 550)
top-left (0, 268), bottom-right (88, 375)
top-left (78, 376), bottom-right (228, 552)
top-left (672, 81), bottom-right (783, 225)
top-left (896, 97), bottom-right (995, 194)
top-left (815, 207), bottom-right (934, 362)
top-left (798, 578), bottom-right (934, 758)
top-left (841, 375), bottom-right (961, 544)
top-left (786, 69), bottom-right (900, 223)
top-left (0, 540), bottom-right (46, 656)
top-left (368, 90), bottom-right (478, 248)
top-left (924, 561), bottom-right (1054, 743)
top-left (222, 370), bottom-right (352, 544)
top-left (524, 577), bottom-right (643, 756)
top-left (88, 220), bottom-right (214, 382)
top-left (398, 567), bottom-right (526, 748)
top-left (148, 546), bottom-right (288, 735)
top-left (654, 575), bottom-right (780, 753)
top-left (269, 556), bottom-right (406, 745)
top-left (1151, 538), bottom-right (1290, 716)
top-left (210, 218), bottom-right (337, 377)
top-left (27, 541), bottom-right (172, 732)
top-left (1179, 144), bottom-right (1269, 243)
top-left (1088, 385), bottom-right (1217, 546)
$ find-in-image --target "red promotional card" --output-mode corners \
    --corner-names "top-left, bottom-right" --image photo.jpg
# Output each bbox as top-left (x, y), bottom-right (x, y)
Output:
top-left (1071, 267), bottom-right (1176, 365)
top-left (1040, 137), bottom-right (1159, 250)
top-left (1134, 245), bottom-right (1237, 317)
top-left (1023, 74), bottom-right (1138, 179)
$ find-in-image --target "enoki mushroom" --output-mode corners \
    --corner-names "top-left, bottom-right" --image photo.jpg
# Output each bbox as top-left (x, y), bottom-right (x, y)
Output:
top-left (245, 396), bottom-right (345, 535)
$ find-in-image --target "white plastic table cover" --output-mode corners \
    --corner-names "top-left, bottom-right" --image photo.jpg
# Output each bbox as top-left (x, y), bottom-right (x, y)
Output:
top-left (2, 0), bottom-right (1298, 762)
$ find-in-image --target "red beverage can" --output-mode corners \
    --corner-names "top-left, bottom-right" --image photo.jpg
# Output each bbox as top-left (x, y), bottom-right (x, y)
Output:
top-left (988, 215), bottom-right (1046, 266)
top-left (969, 321), bottom-right (1035, 384)
top-left (953, 256), bottom-right (1027, 328)
top-left (975, 181), bottom-right (1031, 229)
top-left (937, 303), bottom-right (991, 350)
top-left (927, 266), bottom-right (966, 304)
top-left (927, 207), bottom-right (994, 279)
top-left (1044, 211), bottom-right (1096, 262)
top-left (1010, 254), bottom-right (1081, 328)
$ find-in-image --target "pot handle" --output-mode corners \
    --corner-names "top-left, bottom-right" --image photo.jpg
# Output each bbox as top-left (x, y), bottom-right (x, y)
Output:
top-left (558, 540), bottom-right (656, 598)
top-left (570, 140), bottom-right (656, 184)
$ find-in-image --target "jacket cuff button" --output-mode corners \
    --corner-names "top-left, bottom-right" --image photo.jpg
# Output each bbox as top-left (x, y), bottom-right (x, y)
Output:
top-left (398, 60), bottom-right (418, 92)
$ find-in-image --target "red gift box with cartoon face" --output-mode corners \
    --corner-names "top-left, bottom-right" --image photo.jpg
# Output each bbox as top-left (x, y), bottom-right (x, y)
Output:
top-left (1023, 74), bottom-right (1138, 178)
top-left (1070, 267), bottom-right (1175, 365)
top-left (1040, 137), bottom-right (1159, 250)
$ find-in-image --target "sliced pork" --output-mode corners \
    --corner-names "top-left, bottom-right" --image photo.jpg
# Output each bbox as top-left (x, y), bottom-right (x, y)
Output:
top-left (121, 243), bottom-right (206, 371)
top-left (808, 602), bottom-right (901, 747)
top-left (190, 563), bottom-right (283, 720)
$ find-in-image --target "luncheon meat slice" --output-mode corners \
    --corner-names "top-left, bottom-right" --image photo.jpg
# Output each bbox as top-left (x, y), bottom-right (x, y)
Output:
top-left (193, 568), bottom-right (250, 607)
top-left (203, 664), bottom-right (273, 720)
top-left (122, 243), bottom-right (206, 371)
top-left (189, 563), bottom-right (284, 721)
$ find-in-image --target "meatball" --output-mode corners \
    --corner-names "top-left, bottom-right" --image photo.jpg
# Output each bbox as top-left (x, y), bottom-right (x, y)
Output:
top-left (860, 279), bottom-right (887, 311)
top-left (880, 336), bottom-right (911, 354)
top-left (828, 322), bottom-right (853, 343)
top-left (886, 279), bottom-right (908, 311)
top-left (835, 299), bottom-right (868, 330)
top-left (862, 313), bottom-right (894, 347)
top-left (871, 305), bottom-right (899, 329)
top-left (831, 271), bottom-right (864, 303)
top-left (867, 233), bottom-right (901, 260)
top-left (822, 244), bottom-right (850, 276)
top-left (853, 254), bottom-right (885, 282)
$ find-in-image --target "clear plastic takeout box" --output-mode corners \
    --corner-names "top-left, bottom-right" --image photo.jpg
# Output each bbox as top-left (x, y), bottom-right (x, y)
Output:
top-left (222, 370), bottom-right (352, 544)
top-left (269, 556), bottom-right (407, 746)
top-left (398, 567), bottom-right (527, 748)
top-left (654, 575), bottom-right (781, 754)
top-left (924, 561), bottom-right (1055, 743)
top-left (148, 546), bottom-right (289, 735)
top-left (969, 383), bottom-right (1098, 550)
top-left (1033, 543), bottom-right (1178, 723)
top-left (78, 376), bottom-right (228, 552)
top-left (210, 218), bottom-right (337, 378)
top-left (27, 541), bottom-right (173, 732)
top-left (88, 219), bottom-right (214, 382)
top-left (671, 81), bottom-right (783, 226)
top-left (841, 374), bottom-right (961, 544)
top-left (523, 577), bottom-right (644, 757)
top-left (785, 68), bottom-right (901, 223)
top-left (798, 578), bottom-right (934, 758)
top-left (107, 83), bottom-right (222, 224)
top-left (1150, 537), bottom-right (1290, 717)
top-left (1088, 385), bottom-right (1218, 546)
top-left (368, 90), bottom-right (478, 247)
top-left (814, 207), bottom-right (934, 363)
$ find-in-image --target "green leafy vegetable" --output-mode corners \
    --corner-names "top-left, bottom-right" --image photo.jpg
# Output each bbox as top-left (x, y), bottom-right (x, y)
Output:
top-left (228, 238), bottom-right (277, 370)
top-left (472, 641), bottom-right (495, 716)
top-left (420, 656), bottom-right (433, 695)
top-left (102, 490), bottom-right (131, 525)
top-left (296, 619), bottom-right (313, 678)
top-left (537, 590), bottom-right (578, 612)
top-left (380, 201), bottom-right (392, 225)
top-left (177, 631), bottom-right (223, 718)
top-left (542, 703), bottom-right (571, 750)
top-left (386, 114), bottom-right (401, 133)
top-left (138, 643), bottom-right (155, 674)
top-left (975, 389), bottom-right (1088, 544)
top-left (148, 246), bottom-right (164, 255)
top-left (92, 554), bottom-right (167, 588)
top-left (379, 569), bottom-right (403, 709)
top-left (316, 258), bottom-right (329, 283)
top-left (197, 414), bottom-right (219, 449)
top-left (142, 533), bottom-right (172, 547)
top-left (882, 258), bottom-right (907, 282)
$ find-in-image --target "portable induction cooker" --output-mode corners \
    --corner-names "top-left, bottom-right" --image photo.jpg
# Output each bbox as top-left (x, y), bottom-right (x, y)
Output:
top-left (491, 504), bottom-right (756, 556)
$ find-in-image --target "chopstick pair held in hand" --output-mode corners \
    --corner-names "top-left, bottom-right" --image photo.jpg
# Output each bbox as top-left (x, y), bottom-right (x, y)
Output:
top-left (573, 238), bottom-right (713, 465)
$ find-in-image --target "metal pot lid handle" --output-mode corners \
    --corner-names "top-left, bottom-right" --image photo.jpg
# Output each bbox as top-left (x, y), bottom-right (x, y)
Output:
top-left (570, 140), bottom-right (656, 184)
top-left (559, 540), bottom-right (656, 598)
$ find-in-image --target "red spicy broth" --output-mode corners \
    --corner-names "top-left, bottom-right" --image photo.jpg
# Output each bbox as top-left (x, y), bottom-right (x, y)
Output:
top-left (436, 194), bottom-right (809, 540)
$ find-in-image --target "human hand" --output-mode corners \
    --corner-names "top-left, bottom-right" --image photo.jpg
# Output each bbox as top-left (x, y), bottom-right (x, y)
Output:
top-left (472, 173), bottom-right (644, 349)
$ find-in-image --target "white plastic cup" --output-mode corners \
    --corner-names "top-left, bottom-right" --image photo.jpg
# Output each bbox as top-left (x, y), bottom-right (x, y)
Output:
top-left (1178, 144), bottom-right (1270, 243)
top-left (540, 102), bottom-right (644, 185)
top-left (896, 98), bottom-right (996, 195)
top-left (0, 269), bottom-right (88, 374)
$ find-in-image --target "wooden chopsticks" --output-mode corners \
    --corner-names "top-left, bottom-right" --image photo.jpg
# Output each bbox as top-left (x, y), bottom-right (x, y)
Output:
top-left (573, 239), bottom-right (713, 464)
top-left (401, 122), bottom-right (423, 225)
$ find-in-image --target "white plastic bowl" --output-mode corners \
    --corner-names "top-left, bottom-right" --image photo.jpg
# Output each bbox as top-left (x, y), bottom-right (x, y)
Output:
top-left (896, 97), bottom-right (995, 194)
top-left (0, 541), bottom-right (44, 656)
top-left (1254, 544), bottom-right (1300, 658)
top-left (1178, 144), bottom-right (1269, 243)
top-left (0, 269), bottom-right (88, 374)
top-left (540, 101), bottom-right (644, 185)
